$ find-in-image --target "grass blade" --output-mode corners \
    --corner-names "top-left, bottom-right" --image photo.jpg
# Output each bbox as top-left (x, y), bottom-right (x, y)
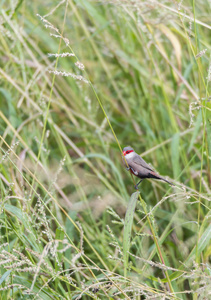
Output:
top-left (123, 191), bottom-right (139, 277)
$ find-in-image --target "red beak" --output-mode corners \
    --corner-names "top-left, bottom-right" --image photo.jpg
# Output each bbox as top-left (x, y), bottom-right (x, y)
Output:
top-left (123, 151), bottom-right (126, 156)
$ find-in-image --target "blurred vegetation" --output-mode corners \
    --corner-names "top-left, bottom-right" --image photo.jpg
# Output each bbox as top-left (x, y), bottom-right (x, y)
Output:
top-left (0, 0), bottom-right (211, 299)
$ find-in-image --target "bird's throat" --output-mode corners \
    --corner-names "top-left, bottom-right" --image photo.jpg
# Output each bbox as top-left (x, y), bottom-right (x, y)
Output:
top-left (125, 152), bottom-right (135, 159)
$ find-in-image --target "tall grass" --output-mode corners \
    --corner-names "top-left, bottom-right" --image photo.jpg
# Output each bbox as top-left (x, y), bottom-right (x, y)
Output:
top-left (0, 0), bottom-right (211, 299)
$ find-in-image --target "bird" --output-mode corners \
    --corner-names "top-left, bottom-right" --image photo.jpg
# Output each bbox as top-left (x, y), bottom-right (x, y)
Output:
top-left (122, 146), bottom-right (174, 189)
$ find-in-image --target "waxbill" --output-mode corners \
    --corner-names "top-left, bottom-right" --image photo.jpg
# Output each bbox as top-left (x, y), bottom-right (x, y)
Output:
top-left (122, 146), bottom-right (174, 189)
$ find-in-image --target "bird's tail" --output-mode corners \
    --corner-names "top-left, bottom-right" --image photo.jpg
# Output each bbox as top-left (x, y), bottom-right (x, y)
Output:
top-left (160, 177), bottom-right (175, 186)
top-left (150, 172), bottom-right (175, 186)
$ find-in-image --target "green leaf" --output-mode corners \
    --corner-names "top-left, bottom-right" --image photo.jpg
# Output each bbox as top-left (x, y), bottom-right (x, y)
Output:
top-left (0, 88), bottom-right (20, 127)
top-left (188, 110), bottom-right (202, 153)
top-left (198, 223), bottom-right (211, 254)
top-left (4, 204), bottom-right (23, 221)
top-left (115, 50), bottom-right (149, 78)
top-left (206, 103), bottom-right (211, 176)
top-left (175, 63), bottom-right (193, 104)
top-left (77, 0), bottom-right (106, 25)
top-left (171, 132), bottom-right (180, 179)
top-left (55, 228), bottom-right (64, 289)
top-left (161, 223), bottom-right (211, 283)
top-left (55, 228), bottom-right (64, 265)
top-left (64, 211), bottom-right (77, 269)
top-left (14, 276), bottom-right (54, 300)
top-left (123, 191), bottom-right (139, 277)
top-left (0, 270), bottom-right (12, 285)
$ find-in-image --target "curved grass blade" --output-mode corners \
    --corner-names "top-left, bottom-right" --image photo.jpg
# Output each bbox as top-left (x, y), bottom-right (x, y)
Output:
top-left (123, 191), bottom-right (139, 277)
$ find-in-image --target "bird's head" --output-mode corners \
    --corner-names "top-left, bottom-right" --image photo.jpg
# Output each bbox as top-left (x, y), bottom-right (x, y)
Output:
top-left (123, 146), bottom-right (134, 157)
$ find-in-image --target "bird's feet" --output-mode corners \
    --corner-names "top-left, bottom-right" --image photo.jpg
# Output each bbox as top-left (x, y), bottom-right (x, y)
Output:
top-left (134, 184), bottom-right (139, 190)
top-left (126, 167), bottom-right (130, 171)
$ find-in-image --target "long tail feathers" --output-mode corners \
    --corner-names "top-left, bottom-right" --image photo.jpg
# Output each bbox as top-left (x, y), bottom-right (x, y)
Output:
top-left (151, 172), bottom-right (175, 186)
top-left (160, 177), bottom-right (175, 186)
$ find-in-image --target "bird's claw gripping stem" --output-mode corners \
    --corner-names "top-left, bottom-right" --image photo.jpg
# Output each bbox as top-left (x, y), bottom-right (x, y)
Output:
top-left (126, 167), bottom-right (130, 171)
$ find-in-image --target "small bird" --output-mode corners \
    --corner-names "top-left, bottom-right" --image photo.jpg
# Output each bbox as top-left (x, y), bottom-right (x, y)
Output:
top-left (122, 146), bottom-right (174, 189)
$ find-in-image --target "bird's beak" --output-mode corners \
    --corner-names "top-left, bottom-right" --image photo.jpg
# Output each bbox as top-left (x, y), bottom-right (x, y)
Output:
top-left (123, 151), bottom-right (126, 156)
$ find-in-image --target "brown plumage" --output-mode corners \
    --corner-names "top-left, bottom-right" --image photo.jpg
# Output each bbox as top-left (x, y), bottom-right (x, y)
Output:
top-left (122, 146), bottom-right (174, 189)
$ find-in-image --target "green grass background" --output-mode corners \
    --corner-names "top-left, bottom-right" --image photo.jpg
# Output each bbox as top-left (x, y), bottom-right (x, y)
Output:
top-left (0, 0), bottom-right (211, 299)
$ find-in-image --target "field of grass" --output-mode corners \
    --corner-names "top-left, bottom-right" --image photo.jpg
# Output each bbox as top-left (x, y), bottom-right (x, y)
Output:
top-left (0, 0), bottom-right (211, 299)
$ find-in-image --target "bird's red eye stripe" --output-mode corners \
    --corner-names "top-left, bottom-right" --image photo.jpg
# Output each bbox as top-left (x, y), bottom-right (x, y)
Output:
top-left (127, 150), bottom-right (134, 154)
top-left (123, 149), bottom-right (134, 155)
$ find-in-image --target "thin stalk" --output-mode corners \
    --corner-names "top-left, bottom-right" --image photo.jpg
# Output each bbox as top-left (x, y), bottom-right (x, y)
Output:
top-left (30, 1), bottom-right (68, 198)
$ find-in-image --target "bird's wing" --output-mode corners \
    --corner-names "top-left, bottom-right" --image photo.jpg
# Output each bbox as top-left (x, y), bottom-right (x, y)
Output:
top-left (132, 155), bottom-right (154, 172)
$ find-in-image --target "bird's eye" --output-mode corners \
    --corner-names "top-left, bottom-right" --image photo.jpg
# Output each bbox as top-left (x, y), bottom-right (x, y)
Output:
top-left (126, 151), bottom-right (129, 154)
